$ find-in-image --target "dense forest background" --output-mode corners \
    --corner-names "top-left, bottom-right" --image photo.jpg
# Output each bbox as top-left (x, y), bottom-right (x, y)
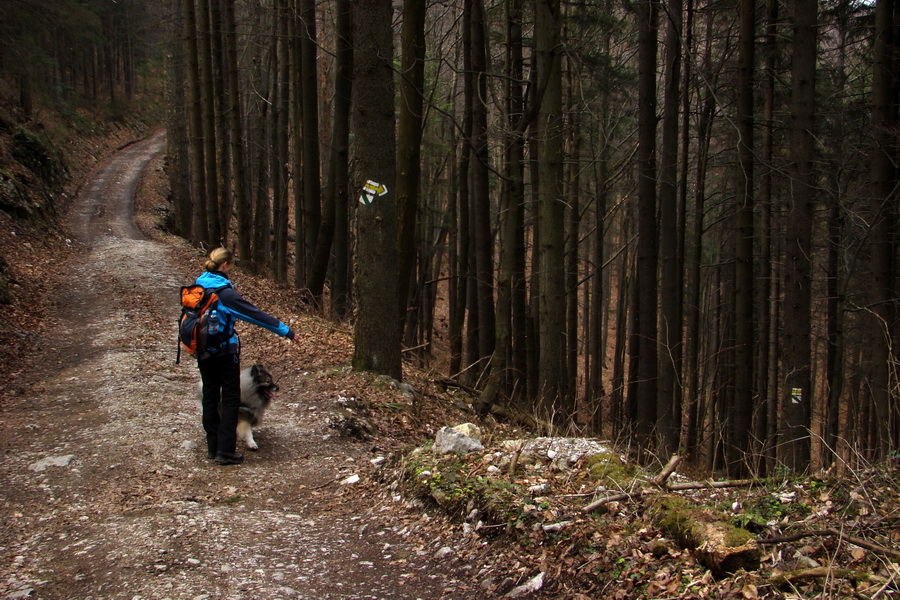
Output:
top-left (0, 0), bottom-right (897, 479)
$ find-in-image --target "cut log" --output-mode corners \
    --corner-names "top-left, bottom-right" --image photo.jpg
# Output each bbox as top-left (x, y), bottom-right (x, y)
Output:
top-left (646, 494), bottom-right (760, 576)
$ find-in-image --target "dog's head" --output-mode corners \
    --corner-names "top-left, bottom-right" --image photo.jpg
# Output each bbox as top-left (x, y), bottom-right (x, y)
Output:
top-left (250, 363), bottom-right (279, 400)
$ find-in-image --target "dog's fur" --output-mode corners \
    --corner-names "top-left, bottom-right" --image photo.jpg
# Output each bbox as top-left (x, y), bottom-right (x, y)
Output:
top-left (235, 363), bottom-right (278, 450)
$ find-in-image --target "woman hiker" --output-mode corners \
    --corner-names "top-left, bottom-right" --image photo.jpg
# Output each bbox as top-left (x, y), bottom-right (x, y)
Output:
top-left (192, 247), bottom-right (297, 465)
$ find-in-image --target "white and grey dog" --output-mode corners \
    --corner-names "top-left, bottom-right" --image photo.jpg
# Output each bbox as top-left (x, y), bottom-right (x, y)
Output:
top-left (199, 363), bottom-right (279, 450)
top-left (236, 363), bottom-right (278, 450)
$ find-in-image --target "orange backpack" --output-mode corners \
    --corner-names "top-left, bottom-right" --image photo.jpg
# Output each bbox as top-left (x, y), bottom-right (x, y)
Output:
top-left (176, 284), bottom-right (227, 363)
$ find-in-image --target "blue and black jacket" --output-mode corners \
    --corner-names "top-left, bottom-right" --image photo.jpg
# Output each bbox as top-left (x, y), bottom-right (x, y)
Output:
top-left (196, 271), bottom-right (295, 358)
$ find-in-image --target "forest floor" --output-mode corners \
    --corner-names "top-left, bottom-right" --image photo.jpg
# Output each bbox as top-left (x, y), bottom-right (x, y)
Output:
top-left (0, 125), bottom-right (898, 600)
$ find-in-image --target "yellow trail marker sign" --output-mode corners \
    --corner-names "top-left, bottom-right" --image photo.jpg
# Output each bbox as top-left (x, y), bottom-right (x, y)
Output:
top-left (359, 180), bottom-right (389, 206)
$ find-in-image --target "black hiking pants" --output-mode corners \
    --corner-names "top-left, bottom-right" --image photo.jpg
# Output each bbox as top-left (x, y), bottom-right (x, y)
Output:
top-left (198, 353), bottom-right (241, 456)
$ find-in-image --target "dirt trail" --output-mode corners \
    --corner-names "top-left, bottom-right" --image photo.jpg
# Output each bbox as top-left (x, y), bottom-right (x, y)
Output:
top-left (0, 133), bottom-right (489, 600)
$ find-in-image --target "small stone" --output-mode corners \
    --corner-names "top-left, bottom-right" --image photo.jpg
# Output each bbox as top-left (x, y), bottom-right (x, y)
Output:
top-left (433, 427), bottom-right (483, 455)
top-left (28, 455), bottom-right (75, 472)
top-left (506, 572), bottom-right (544, 598)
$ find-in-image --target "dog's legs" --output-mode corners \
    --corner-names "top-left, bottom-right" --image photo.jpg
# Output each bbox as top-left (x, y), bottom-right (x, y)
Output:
top-left (237, 420), bottom-right (259, 451)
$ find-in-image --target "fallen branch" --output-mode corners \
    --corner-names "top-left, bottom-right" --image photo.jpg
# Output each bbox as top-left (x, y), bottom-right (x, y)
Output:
top-left (582, 490), bottom-right (647, 513)
top-left (653, 455), bottom-right (682, 487)
top-left (758, 528), bottom-right (900, 560)
top-left (770, 567), bottom-right (871, 587)
top-left (583, 478), bottom-right (754, 513)
top-left (667, 479), bottom-right (754, 491)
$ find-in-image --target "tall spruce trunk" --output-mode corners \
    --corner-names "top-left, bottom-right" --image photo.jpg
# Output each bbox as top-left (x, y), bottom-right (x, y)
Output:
top-left (535, 0), bottom-right (569, 420)
top-left (470, 0), bottom-right (496, 375)
top-left (755, 0), bottom-right (779, 476)
top-left (272, 0), bottom-right (290, 283)
top-left (167, 0), bottom-right (192, 238)
top-left (869, 0), bottom-right (897, 459)
top-left (730, 0), bottom-right (756, 478)
top-left (224, 0), bottom-right (250, 263)
top-left (300, 0), bottom-right (322, 292)
top-left (182, 0), bottom-right (208, 245)
top-left (329, 0), bottom-right (352, 320)
top-left (780, 0), bottom-right (816, 472)
top-left (396, 0), bottom-right (426, 332)
top-left (478, 0), bottom-right (527, 413)
top-left (252, 48), bottom-right (273, 275)
top-left (450, 2), bottom-right (472, 381)
top-left (635, 0), bottom-right (659, 453)
top-left (683, 13), bottom-right (716, 459)
top-left (196, 0), bottom-right (220, 245)
top-left (351, 0), bottom-right (401, 379)
top-left (210, 0), bottom-right (230, 238)
top-left (657, 0), bottom-right (683, 456)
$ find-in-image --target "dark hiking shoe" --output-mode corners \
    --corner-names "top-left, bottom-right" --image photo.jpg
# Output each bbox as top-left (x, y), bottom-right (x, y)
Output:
top-left (214, 452), bottom-right (244, 465)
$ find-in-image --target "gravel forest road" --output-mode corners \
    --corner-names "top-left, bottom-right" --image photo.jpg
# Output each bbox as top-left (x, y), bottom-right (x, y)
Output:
top-left (0, 132), bottom-right (492, 600)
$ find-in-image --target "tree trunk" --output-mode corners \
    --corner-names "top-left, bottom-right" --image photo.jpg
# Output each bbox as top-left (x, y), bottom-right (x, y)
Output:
top-left (755, 0), bottom-right (779, 477)
top-left (272, 0), bottom-right (290, 283)
top-left (729, 0), bottom-right (755, 478)
top-left (470, 0), bottom-right (496, 379)
top-left (635, 0), bottom-right (659, 454)
top-left (224, 0), bottom-right (250, 263)
top-left (182, 0), bottom-right (208, 245)
top-left (780, 0), bottom-right (816, 472)
top-left (684, 9), bottom-right (716, 460)
top-left (351, 0), bottom-right (401, 379)
top-left (252, 46), bottom-right (273, 275)
top-left (329, 0), bottom-right (353, 320)
top-left (657, 0), bottom-right (682, 456)
top-left (450, 4), bottom-right (472, 381)
top-left (289, 0), bottom-right (304, 286)
top-left (167, 0), bottom-right (192, 238)
top-left (566, 115), bottom-right (581, 406)
top-left (210, 0), bottom-right (230, 239)
top-left (535, 0), bottom-right (569, 420)
top-left (396, 0), bottom-right (426, 335)
top-left (868, 0), bottom-right (897, 460)
top-left (300, 0), bottom-right (322, 292)
top-left (196, 0), bottom-right (220, 245)
top-left (483, 0), bottom-right (527, 411)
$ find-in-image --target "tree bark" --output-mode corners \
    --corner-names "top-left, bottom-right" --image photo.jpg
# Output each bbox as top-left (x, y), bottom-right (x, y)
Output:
top-left (167, 0), bottom-right (192, 238)
top-left (328, 0), bottom-right (352, 320)
top-left (396, 0), bottom-right (426, 336)
top-left (470, 0), bottom-right (496, 379)
top-left (635, 0), bottom-right (659, 454)
top-left (535, 0), bottom-right (569, 420)
top-left (300, 0), bottom-right (322, 293)
top-left (196, 0), bottom-right (221, 245)
top-left (780, 0), bottom-right (816, 472)
top-left (868, 0), bottom-right (897, 460)
top-left (182, 0), bottom-right (208, 245)
top-left (657, 0), bottom-right (683, 457)
top-left (272, 0), bottom-right (290, 283)
top-left (730, 0), bottom-right (755, 478)
top-left (351, 0), bottom-right (401, 379)
top-left (224, 0), bottom-right (250, 263)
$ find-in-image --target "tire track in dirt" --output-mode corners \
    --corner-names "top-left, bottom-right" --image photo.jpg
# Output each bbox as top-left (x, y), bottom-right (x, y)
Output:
top-left (0, 132), bottom-right (489, 600)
